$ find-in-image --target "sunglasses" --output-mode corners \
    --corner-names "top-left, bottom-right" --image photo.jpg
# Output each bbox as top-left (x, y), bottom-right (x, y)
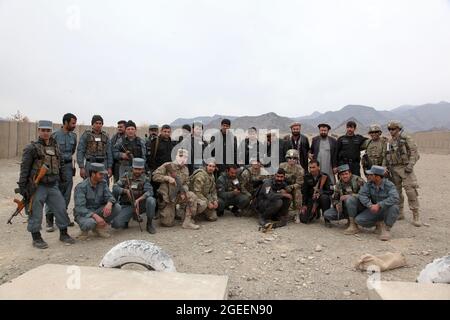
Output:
top-left (388, 128), bottom-right (397, 131)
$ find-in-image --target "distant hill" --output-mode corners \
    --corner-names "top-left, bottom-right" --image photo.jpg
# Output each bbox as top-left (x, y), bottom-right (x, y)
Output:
top-left (169, 101), bottom-right (450, 135)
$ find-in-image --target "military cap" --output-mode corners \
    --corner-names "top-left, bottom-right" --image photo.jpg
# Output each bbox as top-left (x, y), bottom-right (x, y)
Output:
top-left (176, 148), bottom-right (189, 157)
top-left (148, 124), bottom-right (159, 130)
top-left (285, 149), bottom-right (299, 159)
top-left (318, 123), bottom-right (331, 130)
top-left (204, 157), bottom-right (216, 165)
top-left (90, 163), bottom-right (108, 174)
top-left (368, 124), bottom-right (382, 133)
top-left (387, 120), bottom-right (403, 130)
top-left (337, 164), bottom-right (350, 174)
top-left (290, 122), bottom-right (301, 128)
top-left (38, 120), bottom-right (53, 130)
top-left (365, 165), bottom-right (386, 177)
top-left (132, 158), bottom-right (145, 169)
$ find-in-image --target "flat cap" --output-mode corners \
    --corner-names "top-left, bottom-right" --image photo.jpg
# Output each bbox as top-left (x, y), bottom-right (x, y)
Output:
top-left (38, 120), bottom-right (53, 130)
top-left (148, 124), bottom-right (159, 130)
top-left (132, 158), bottom-right (145, 169)
top-left (90, 163), bottom-right (108, 174)
top-left (318, 123), bottom-right (331, 130)
top-left (365, 165), bottom-right (386, 176)
top-left (337, 164), bottom-right (350, 174)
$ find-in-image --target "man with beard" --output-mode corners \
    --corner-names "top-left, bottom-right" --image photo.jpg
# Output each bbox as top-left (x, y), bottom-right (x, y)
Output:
top-left (111, 120), bottom-right (126, 182)
top-left (337, 121), bottom-right (367, 177)
top-left (147, 124), bottom-right (176, 171)
top-left (283, 122), bottom-right (310, 172)
top-left (216, 165), bottom-right (251, 217)
top-left (310, 123), bottom-right (338, 185)
top-left (45, 113), bottom-right (77, 232)
top-left (255, 168), bottom-right (292, 229)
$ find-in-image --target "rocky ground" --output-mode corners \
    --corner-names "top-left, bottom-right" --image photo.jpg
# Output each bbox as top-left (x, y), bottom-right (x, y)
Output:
top-left (0, 154), bottom-right (449, 299)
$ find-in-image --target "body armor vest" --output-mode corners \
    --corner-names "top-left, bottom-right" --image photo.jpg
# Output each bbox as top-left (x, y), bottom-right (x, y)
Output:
top-left (32, 140), bottom-right (60, 177)
top-left (120, 174), bottom-right (145, 204)
top-left (86, 130), bottom-right (108, 159)
top-left (386, 135), bottom-right (410, 166)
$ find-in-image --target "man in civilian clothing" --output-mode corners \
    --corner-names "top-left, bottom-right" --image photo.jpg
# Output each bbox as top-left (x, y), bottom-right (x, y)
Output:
top-left (282, 122), bottom-right (310, 172)
top-left (310, 123), bottom-right (338, 185)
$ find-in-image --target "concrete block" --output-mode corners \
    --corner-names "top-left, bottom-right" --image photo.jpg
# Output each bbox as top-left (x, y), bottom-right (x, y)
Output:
top-left (0, 121), bottom-right (10, 159)
top-left (8, 121), bottom-right (18, 158)
top-left (0, 264), bottom-right (229, 300)
top-left (368, 281), bottom-right (450, 300)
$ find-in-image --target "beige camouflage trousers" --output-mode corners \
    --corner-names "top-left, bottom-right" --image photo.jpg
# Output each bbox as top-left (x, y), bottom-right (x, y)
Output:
top-left (157, 188), bottom-right (200, 227)
top-left (195, 199), bottom-right (218, 221)
top-left (390, 165), bottom-right (420, 214)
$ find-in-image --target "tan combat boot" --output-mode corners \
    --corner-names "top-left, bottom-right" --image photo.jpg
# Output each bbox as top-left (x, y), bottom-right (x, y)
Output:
top-left (344, 218), bottom-right (360, 235)
top-left (412, 210), bottom-right (422, 227)
top-left (376, 221), bottom-right (390, 241)
top-left (76, 230), bottom-right (89, 240)
top-left (93, 226), bottom-right (111, 238)
top-left (294, 213), bottom-right (300, 224)
top-left (182, 209), bottom-right (200, 230)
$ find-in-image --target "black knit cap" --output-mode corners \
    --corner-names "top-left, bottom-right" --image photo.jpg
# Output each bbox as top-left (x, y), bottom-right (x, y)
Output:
top-left (126, 120), bottom-right (137, 129)
top-left (221, 118), bottom-right (231, 126)
top-left (91, 115), bottom-right (104, 125)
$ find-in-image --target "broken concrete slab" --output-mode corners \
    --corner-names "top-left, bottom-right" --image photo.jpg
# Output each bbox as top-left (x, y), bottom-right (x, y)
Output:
top-left (0, 264), bottom-right (228, 300)
top-left (368, 281), bottom-right (450, 300)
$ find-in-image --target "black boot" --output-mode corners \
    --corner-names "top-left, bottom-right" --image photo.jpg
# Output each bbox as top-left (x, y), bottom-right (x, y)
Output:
top-left (32, 232), bottom-right (48, 249)
top-left (59, 228), bottom-right (76, 245)
top-left (46, 214), bottom-right (55, 233)
top-left (258, 213), bottom-right (266, 226)
top-left (146, 218), bottom-right (156, 234)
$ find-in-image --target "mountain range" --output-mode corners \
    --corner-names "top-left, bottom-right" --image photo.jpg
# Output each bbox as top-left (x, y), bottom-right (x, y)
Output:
top-left (170, 101), bottom-right (450, 135)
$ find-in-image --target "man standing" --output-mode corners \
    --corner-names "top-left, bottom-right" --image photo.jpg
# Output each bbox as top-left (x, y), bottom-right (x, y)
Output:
top-left (239, 127), bottom-right (260, 166)
top-left (45, 113), bottom-right (77, 232)
top-left (146, 124), bottom-right (159, 143)
top-left (152, 149), bottom-right (200, 230)
top-left (216, 165), bottom-right (251, 217)
top-left (279, 149), bottom-right (304, 224)
top-left (189, 158), bottom-right (219, 222)
top-left (283, 122), bottom-right (310, 172)
top-left (74, 163), bottom-right (121, 240)
top-left (17, 120), bottom-right (75, 249)
top-left (301, 160), bottom-right (333, 224)
top-left (112, 158), bottom-right (156, 234)
top-left (146, 124), bottom-right (175, 172)
top-left (113, 120), bottom-right (147, 178)
top-left (385, 121), bottom-right (421, 226)
top-left (324, 164), bottom-right (365, 229)
top-left (255, 168), bottom-right (292, 229)
top-left (77, 115), bottom-right (113, 180)
top-left (208, 119), bottom-right (238, 176)
top-left (111, 120), bottom-right (126, 182)
top-left (350, 165), bottom-right (400, 241)
top-left (310, 123), bottom-right (338, 185)
top-left (337, 120), bottom-right (367, 177)
top-left (361, 124), bottom-right (387, 173)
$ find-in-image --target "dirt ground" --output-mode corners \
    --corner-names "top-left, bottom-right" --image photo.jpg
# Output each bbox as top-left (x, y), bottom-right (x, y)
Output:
top-left (0, 154), bottom-right (449, 300)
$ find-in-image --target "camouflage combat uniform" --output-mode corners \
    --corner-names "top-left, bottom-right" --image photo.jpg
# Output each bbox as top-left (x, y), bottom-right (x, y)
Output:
top-left (189, 168), bottom-right (218, 221)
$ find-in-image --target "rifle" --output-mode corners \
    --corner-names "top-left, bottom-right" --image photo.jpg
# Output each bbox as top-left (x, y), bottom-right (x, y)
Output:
top-left (311, 175), bottom-right (328, 218)
top-left (125, 174), bottom-right (143, 232)
top-left (8, 164), bottom-right (48, 224)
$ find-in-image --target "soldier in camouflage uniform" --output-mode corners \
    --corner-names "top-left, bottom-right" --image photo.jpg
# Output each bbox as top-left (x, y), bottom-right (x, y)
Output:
top-left (189, 158), bottom-right (219, 222)
top-left (385, 120), bottom-right (422, 227)
top-left (112, 158), bottom-right (156, 234)
top-left (45, 113), bottom-right (77, 232)
top-left (77, 115), bottom-right (113, 180)
top-left (361, 124), bottom-right (387, 174)
top-left (152, 149), bottom-right (200, 229)
top-left (323, 164), bottom-right (365, 229)
top-left (18, 120), bottom-right (75, 249)
top-left (216, 164), bottom-right (251, 217)
top-left (279, 149), bottom-right (304, 223)
top-left (239, 158), bottom-right (273, 198)
top-left (111, 120), bottom-right (126, 182)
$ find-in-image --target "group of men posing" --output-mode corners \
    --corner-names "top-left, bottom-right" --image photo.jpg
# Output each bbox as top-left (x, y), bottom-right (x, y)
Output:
top-left (17, 113), bottom-right (422, 249)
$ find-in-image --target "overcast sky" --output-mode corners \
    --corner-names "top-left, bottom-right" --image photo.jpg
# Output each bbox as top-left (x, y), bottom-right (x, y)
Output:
top-left (1, 0), bottom-right (449, 125)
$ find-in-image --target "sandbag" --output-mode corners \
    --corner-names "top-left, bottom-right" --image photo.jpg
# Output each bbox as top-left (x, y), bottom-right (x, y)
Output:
top-left (354, 252), bottom-right (407, 272)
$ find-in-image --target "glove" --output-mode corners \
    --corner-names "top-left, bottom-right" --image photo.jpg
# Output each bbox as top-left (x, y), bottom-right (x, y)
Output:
top-left (405, 166), bottom-right (413, 174)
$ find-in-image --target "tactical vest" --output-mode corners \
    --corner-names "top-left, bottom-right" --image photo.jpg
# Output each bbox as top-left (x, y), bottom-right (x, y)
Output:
top-left (86, 130), bottom-right (108, 159)
top-left (32, 140), bottom-right (60, 176)
top-left (386, 134), bottom-right (413, 166)
top-left (122, 137), bottom-right (143, 159)
top-left (120, 174), bottom-right (145, 204)
top-left (340, 176), bottom-right (360, 195)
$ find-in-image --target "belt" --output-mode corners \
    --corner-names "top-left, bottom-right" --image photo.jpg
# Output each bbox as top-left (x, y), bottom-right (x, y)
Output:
top-left (89, 157), bottom-right (105, 163)
top-left (64, 159), bottom-right (73, 164)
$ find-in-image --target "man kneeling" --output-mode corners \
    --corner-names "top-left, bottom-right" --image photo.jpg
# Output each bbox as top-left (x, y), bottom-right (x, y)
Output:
top-left (74, 163), bottom-right (121, 239)
top-left (345, 165), bottom-right (400, 241)
top-left (255, 168), bottom-right (292, 229)
top-left (323, 164), bottom-right (365, 228)
top-left (112, 158), bottom-right (156, 234)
